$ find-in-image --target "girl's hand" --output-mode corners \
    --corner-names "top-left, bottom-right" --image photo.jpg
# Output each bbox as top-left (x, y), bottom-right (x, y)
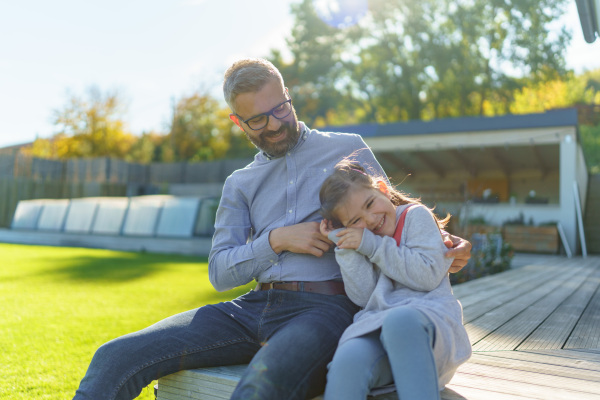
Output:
top-left (319, 219), bottom-right (335, 236)
top-left (336, 227), bottom-right (364, 250)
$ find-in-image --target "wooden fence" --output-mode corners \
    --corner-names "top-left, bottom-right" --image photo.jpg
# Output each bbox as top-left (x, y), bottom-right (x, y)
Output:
top-left (0, 154), bottom-right (251, 228)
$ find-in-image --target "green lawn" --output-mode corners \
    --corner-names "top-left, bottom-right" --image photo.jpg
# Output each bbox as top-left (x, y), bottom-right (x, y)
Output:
top-left (0, 243), bottom-right (253, 399)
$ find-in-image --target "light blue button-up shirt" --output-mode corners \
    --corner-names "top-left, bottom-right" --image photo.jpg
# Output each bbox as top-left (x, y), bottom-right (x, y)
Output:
top-left (208, 122), bottom-right (385, 291)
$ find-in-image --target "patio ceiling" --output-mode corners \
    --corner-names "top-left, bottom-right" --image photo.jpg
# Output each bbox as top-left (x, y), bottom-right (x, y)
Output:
top-left (373, 143), bottom-right (560, 179)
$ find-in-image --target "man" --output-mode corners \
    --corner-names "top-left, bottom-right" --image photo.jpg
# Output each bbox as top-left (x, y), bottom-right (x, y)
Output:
top-left (73, 58), bottom-right (471, 400)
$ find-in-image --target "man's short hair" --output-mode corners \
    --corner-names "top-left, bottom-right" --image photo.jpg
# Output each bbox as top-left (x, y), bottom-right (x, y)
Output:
top-left (223, 58), bottom-right (285, 113)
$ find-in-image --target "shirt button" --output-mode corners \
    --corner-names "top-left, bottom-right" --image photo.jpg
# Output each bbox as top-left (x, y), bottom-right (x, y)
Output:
top-left (269, 259), bottom-right (274, 263)
top-left (289, 209), bottom-right (292, 213)
top-left (274, 263), bottom-right (279, 266)
top-left (323, 168), bottom-right (327, 172)
top-left (289, 180), bottom-right (293, 184)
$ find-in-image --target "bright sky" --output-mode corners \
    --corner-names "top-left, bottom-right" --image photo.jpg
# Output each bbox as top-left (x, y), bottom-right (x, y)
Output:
top-left (0, 0), bottom-right (598, 149)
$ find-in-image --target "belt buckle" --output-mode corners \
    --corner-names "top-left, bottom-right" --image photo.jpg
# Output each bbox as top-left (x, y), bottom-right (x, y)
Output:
top-left (267, 282), bottom-right (276, 289)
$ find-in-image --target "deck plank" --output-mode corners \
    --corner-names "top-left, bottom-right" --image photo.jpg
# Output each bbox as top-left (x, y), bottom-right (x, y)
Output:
top-left (458, 264), bottom-right (575, 324)
top-left (564, 266), bottom-right (600, 350)
top-left (450, 255), bottom-right (568, 299)
top-left (486, 349), bottom-right (600, 372)
top-left (442, 385), bottom-right (534, 400)
top-left (518, 267), bottom-right (600, 350)
top-left (472, 266), bottom-right (593, 351)
top-left (447, 370), bottom-right (599, 400)
top-left (465, 351), bottom-right (600, 381)
top-left (452, 254), bottom-right (571, 300)
top-left (453, 263), bottom-right (554, 302)
top-left (448, 354), bottom-right (600, 400)
top-left (457, 264), bottom-right (561, 309)
top-left (465, 265), bottom-right (584, 344)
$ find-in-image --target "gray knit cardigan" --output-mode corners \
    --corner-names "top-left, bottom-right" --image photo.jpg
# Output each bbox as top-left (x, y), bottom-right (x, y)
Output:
top-left (329, 204), bottom-right (472, 388)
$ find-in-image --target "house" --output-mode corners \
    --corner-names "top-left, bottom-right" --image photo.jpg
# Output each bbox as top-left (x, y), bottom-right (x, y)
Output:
top-left (323, 108), bottom-right (589, 255)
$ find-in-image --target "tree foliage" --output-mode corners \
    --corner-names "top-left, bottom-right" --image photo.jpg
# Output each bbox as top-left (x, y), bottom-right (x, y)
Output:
top-left (274, 0), bottom-right (572, 125)
top-left (20, 0), bottom-right (599, 164)
top-left (126, 131), bottom-right (165, 164)
top-left (269, 0), bottom-right (353, 127)
top-left (25, 87), bottom-right (137, 160)
top-left (510, 73), bottom-right (600, 114)
top-left (167, 91), bottom-right (255, 162)
top-left (581, 123), bottom-right (600, 173)
top-left (23, 88), bottom-right (255, 163)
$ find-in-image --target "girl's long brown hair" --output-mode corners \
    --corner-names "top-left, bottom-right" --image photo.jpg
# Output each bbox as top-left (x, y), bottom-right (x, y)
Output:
top-left (319, 160), bottom-right (450, 229)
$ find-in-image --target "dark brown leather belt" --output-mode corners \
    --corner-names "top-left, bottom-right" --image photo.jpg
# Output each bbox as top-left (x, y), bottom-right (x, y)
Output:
top-left (256, 280), bottom-right (346, 296)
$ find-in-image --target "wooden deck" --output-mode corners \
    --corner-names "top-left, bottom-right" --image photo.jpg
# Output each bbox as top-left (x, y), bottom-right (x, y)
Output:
top-left (157, 254), bottom-right (600, 400)
top-left (442, 254), bottom-right (600, 400)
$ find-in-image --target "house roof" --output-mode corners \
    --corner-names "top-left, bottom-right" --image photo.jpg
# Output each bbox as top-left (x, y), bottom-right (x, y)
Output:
top-left (321, 108), bottom-right (579, 138)
top-left (0, 141), bottom-right (33, 155)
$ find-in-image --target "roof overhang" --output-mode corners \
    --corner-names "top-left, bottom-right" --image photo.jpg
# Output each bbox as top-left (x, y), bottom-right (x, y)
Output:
top-left (322, 109), bottom-right (580, 180)
top-left (364, 127), bottom-right (575, 180)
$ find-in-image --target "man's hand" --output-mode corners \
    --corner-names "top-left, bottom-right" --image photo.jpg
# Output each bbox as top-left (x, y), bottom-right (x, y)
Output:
top-left (270, 222), bottom-right (333, 257)
top-left (443, 233), bottom-right (472, 273)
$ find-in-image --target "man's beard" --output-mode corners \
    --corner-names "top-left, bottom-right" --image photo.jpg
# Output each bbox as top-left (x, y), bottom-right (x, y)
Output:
top-left (246, 118), bottom-right (300, 158)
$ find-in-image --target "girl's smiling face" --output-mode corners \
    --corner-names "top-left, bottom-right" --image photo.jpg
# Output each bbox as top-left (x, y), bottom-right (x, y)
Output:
top-left (333, 184), bottom-right (397, 237)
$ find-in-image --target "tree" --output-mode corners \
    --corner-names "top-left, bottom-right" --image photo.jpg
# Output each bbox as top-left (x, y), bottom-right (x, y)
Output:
top-left (125, 131), bottom-right (162, 164)
top-left (26, 87), bottom-right (136, 159)
top-left (53, 86), bottom-right (135, 158)
top-left (269, 1), bottom-right (353, 127)
top-left (580, 124), bottom-right (600, 174)
top-left (167, 91), bottom-right (254, 162)
top-left (509, 72), bottom-right (600, 114)
top-left (277, 0), bottom-right (571, 124)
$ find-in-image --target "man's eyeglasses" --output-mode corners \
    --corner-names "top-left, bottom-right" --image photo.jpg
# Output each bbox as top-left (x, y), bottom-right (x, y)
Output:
top-left (238, 99), bottom-right (293, 131)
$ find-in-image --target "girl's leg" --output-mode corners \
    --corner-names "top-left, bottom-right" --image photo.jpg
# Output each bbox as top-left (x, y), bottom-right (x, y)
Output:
top-left (324, 331), bottom-right (393, 400)
top-left (380, 306), bottom-right (440, 400)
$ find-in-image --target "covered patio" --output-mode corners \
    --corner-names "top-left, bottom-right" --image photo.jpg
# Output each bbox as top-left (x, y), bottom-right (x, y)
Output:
top-left (328, 108), bottom-right (588, 255)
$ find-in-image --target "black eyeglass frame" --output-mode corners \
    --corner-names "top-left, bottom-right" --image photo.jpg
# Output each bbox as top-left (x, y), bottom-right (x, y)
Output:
top-left (237, 98), bottom-right (293, 131)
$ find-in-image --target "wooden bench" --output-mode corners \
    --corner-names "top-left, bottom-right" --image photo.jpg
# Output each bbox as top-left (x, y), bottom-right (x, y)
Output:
top-left (155, 364), bottom-right (397, 399)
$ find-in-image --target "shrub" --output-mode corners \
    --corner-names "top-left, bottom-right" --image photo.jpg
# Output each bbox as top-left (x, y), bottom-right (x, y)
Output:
top-left (450, 233), bottom-right (514, 284)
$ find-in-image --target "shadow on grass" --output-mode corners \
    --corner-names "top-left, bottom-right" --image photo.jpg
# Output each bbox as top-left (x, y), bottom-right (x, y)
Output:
top-left (42, 251), bottom-right (208, 283)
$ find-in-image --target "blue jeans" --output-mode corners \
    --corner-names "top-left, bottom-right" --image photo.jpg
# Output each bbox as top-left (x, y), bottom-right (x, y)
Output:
top-left (324, 307), bottom-right (440, 400)
top-left (73, 289), bottom-right (358, 400)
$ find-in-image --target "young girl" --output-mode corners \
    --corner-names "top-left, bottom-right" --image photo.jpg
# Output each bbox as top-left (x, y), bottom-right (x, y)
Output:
top-left (319, 160), bottom-right (471, 400)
